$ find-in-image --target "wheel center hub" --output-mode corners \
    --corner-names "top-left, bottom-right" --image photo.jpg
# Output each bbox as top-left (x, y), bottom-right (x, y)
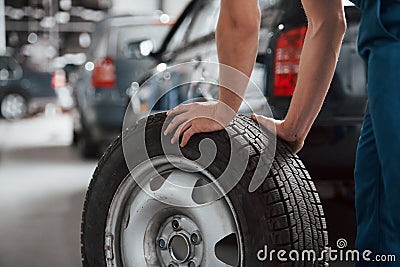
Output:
top-left (156, 215), bottom-right (203, 266)
top-left (169, 234), bottom-right (191, 262)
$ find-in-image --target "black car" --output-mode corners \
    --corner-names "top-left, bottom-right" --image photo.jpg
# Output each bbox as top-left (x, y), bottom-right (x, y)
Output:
top-left (129, 0), bottom-right (367, 180)
top-left (0, 56), bottom-right (58, 120)
top-left (72, 13), bottom-right (173, 157)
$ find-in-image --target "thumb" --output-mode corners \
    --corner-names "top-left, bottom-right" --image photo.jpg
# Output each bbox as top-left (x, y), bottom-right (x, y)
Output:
top-left (251, 114), bottom-right (267, 124)
top-left (251, 114), bottom-right (277, 134)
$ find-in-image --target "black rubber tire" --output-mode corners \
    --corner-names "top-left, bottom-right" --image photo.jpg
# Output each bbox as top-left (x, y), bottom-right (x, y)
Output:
top-left (77, 128), bottom-right (100, 159)
top-left (81, 113), bottom-right (328, 267)
top-left (71, 130), bottom-right (79, 147)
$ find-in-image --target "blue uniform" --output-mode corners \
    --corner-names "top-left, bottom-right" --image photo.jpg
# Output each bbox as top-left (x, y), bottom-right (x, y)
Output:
top-left (351, 0), bottom-right (400, 265)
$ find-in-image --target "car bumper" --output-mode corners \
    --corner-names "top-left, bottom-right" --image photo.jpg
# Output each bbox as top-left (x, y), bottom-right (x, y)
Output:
top-left (28, 97), bottom-right (58, 114)
top-left (87, 101), bottom-right (126, 144)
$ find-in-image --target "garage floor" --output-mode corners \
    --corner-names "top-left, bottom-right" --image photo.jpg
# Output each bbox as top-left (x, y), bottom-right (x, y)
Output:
top-left (0, 114), bottom-right (96, 267)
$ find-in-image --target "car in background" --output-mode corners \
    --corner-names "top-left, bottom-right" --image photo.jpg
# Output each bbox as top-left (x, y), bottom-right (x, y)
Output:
top-left (51, 69), bottom-right (75, 111)
top-left (128, 0), bottom-right (367, 180)
top-left (72, 13), bottom-right (173, 157)
top-left (0, 56), bottom-right (58, 120)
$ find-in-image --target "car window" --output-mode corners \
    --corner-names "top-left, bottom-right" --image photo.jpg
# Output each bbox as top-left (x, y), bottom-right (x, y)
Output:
top-left (87, 28), bottom-right (108, 60)
top-left (186, 0), bottom-right (220, 43)
top-left (164, 14), bottom-right (194, 53)
top-left (116, 24), bottom-right (171, 57)
top-left (95, 33), bottom-right (108, 59)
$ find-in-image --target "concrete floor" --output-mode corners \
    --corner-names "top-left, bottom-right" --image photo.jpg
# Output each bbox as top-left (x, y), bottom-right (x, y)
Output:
top-left (0, 114), bottom-right (96, 267)
top-left (0, 113), bottom-right (357, 267)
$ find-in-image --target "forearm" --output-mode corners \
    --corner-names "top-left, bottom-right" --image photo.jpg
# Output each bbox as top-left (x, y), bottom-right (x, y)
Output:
top-left (284, 1), bottom-right (346, 141)
top-left (216, 0), bottom-right (261, 113)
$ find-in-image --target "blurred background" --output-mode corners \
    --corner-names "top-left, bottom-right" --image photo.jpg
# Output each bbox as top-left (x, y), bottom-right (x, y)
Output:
top-left (0, 0), bottom-right (359, 266)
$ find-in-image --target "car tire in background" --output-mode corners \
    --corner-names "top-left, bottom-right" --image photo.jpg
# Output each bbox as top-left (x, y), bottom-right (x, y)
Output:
top-left (81, 113), bottom-right (328, 267)
top-left (0, 92), bottom-right (28, 120)
top-left (76, 114), bottom-right (101, 158)
top-left (77, 131), bottom-right (100, 159)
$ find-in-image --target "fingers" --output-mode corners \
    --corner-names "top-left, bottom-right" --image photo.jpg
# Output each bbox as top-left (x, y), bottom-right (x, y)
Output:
top-left (251, 113), bottom-right (266, 124)
top-left (166, 103), bottom-right (191, 116)
top-left (171, 121), bottom-right (192, 144)
top-left (180, 127), bottom-right (196, 147)
top-left (251, 114), bottom-right (259, 122)
top-left (252, 114), bottom-right (304, 153)
top-left (164, 113), bottom-right (188, 136)
top-left (164, 102), bottom-right (225, 147)
top-left (251, 114), bottom-right (277, 134)
top-left (164, 103), bottom-right (197, 136)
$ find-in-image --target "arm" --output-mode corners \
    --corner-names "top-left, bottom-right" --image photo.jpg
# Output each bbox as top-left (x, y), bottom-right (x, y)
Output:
top-left (216, 0), bottom-right (261, 113)
top-left (164, 0), bottom-right (261, 147)
top-left (253, 0), bottom-right (346, 152)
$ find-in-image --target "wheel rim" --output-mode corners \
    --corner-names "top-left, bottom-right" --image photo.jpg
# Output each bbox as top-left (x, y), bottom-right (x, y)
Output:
top-left (1, 93), bottom-right (27, 119)
top-left (105, 156), bottom-right (243, 267)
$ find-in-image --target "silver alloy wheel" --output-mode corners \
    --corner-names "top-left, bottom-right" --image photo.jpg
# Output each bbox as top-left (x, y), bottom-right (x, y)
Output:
top-left (105, 156), bottom-right (243, 267)
top-left (0, 93), bottom-right (27, 120)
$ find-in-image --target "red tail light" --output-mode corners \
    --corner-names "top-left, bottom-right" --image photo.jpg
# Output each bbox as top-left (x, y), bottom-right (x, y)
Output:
top-left (51, 70), bottom-right (66, 89)
top-left (91, 57), bottom-right (116, 89)
top-left (273, 26), bottom-right (307, 96)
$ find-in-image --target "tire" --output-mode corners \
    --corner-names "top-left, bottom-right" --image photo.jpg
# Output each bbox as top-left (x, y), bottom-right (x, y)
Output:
top-left (71, 130), bottom-right (79, 147)
top-left (78, 133), bottom-right (100, 159)
top-left (0, 92), bottom-right (28, 120)
top-left (81, 113), bottom-right (328, 267)
top-left (77, 120), bottom-right (100, 159)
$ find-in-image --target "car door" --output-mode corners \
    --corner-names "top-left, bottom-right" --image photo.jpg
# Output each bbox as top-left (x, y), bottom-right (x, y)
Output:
top-left (195, 0), bottom-right (281, 116)
top-left (139, 0), bottom-right (220, 112)
top-left (0, 56), bottom-right (23, 92)
top-left (75, 25), bottom-right (109, 113)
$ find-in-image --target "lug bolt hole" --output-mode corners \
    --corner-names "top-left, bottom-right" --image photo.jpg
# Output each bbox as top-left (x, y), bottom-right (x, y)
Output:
top-left (158, 238), bottom-right (166, 249)
top-left (172, 219), bottom-right (180, 230)
top-left (190, 232), bottom-right (201, 245)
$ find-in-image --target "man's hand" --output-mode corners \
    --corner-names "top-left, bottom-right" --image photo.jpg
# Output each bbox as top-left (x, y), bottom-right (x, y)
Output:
top-left (164, 101), bottom-right (236, 147)
top-left (251, 114), bottom-right (305, 153)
